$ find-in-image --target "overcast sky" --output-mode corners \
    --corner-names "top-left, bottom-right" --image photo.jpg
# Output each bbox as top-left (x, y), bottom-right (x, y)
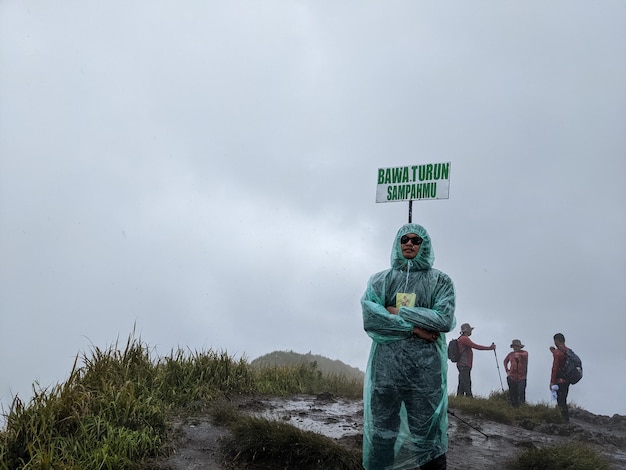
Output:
top-left (1, 1), bottom-right (625, 420)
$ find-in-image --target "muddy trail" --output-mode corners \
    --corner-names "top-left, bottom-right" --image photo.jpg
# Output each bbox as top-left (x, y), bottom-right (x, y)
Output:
top-left (150, 394), bottom-right (626, 469)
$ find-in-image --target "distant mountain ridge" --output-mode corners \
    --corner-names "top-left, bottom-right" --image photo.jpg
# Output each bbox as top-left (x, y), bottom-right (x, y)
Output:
top-left (250, 351), bottom-right (365, 381)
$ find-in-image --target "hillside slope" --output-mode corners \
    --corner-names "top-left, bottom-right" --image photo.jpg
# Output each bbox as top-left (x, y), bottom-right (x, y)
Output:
top-left (250, 350), bottom-right (364, 381)
top-left (153, 395), bottom-right (626, 469)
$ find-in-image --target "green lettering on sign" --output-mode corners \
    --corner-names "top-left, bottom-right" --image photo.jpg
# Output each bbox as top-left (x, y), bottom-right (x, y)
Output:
top-left (417, 163), bottom-right (449, 181)
top-left (386, 182), bottom-right (438, 201)
top-left (377, 169), bottom-right (385, 184)
top-left (376, 162), bottom-right (450, 203)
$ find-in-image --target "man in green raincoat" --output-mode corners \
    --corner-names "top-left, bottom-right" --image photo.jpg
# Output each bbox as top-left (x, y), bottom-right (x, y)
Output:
top-left (362, 224), bottom-right (456, 470)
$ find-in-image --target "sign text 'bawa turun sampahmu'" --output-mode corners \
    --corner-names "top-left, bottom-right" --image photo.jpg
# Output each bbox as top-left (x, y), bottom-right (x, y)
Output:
top-left (376, 162), bottom-right (451, 203)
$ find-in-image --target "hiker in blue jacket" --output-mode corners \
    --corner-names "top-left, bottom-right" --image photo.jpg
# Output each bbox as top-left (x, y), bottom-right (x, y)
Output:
top-left (362, 224), bottom-right (456, 470)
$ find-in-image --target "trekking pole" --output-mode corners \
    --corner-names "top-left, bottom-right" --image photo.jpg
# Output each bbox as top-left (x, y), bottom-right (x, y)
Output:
top-left (447, 410), bottom-right (489, 438)
top-left (493, 349), bottom-right (505, 392)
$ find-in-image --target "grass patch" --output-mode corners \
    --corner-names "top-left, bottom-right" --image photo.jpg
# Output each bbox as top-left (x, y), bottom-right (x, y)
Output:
top-left (511, 443), bottom-right (612, 470)
top-left (252, 362), bottom-right (362, 398)
top-left (448, 391), bottom-right (563, 427)
top-left (0, 337), bottom-right (167, 470)
top-left (211, 406), bottom-right (362, 470)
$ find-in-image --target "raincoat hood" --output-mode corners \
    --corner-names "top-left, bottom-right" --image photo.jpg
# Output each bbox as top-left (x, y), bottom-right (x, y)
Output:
top-left (391, 223), bottom-right (434, 271)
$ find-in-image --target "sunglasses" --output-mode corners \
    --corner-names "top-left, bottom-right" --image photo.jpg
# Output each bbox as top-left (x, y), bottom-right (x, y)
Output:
top-left (400, 235), bottom-right (423, 245)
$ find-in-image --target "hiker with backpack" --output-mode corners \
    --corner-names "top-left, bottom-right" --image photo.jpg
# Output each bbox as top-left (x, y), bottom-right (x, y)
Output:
top-left (550, 332), bottom-right (583, 422)
top-left (455, 323), bottom-right (495, 397)
top-left (503, 339), bottom-right (529, 407)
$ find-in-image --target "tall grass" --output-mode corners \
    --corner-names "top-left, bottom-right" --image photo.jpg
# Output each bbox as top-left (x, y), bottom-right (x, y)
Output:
top-left (252, 361), bottom-right (362, 398)
top-left (156, 349), bottom-right (255, 408)
top-left (0, 334), bottom-right (362, 469)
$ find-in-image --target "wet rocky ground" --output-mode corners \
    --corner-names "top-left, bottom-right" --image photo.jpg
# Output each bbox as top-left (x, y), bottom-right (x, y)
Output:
top-left (152, 394), bottom-right (626, 469)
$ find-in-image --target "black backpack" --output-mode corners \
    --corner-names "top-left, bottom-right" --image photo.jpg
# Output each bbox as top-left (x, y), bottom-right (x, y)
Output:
top-left (448, 338), bottom-right (461, 363)
top-left (559, 348), bottom-right (583, 385)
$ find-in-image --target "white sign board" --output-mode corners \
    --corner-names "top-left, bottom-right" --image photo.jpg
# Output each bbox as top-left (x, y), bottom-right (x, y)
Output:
top-left (375, 162), bottom-right (451, 203)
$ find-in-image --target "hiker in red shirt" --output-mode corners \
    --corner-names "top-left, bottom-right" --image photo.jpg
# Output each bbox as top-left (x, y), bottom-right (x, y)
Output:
top-left (503, 339), bottom-right (528, 407)
top-left (550, 332), bottom-right (571, 422)
top-left (456, 323), bottom-right (495, 397)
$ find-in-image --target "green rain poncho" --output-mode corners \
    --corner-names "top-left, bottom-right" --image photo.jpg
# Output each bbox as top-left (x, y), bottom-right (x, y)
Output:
top-left (361, 224), bottom-right (456, 470)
